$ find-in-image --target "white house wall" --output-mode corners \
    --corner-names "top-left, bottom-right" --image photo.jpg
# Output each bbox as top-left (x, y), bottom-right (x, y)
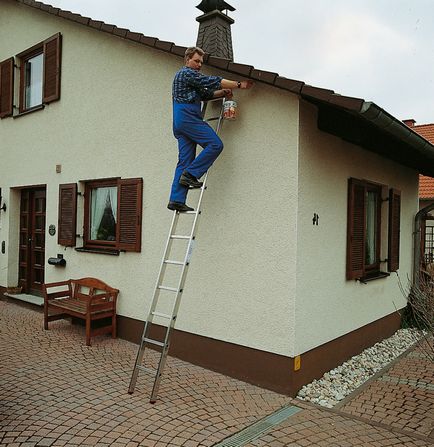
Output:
top-left (295, 101), bottom-right (418, 355)
top-left (0, 2), bottom-right (299, 356)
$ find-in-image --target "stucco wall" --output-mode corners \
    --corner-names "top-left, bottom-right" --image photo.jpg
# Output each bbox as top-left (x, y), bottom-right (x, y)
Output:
top-left (295, 100), bottom-right (418, 355)
top-left (0, 1), bottom-right (299, 356)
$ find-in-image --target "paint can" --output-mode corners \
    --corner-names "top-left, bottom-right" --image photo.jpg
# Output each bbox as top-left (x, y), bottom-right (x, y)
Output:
top-left (223, 100), bottom-right (237, 120)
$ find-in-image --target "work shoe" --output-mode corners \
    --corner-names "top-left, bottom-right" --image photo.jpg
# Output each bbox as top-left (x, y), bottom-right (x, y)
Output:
top-left (167, 201), bottom-right (194, 212)
top-left (179, 171), bottom-right (203, 189)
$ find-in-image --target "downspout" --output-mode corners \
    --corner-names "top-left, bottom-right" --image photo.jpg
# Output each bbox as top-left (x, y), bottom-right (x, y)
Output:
top-left (413, 203), bottom-right (434, 287)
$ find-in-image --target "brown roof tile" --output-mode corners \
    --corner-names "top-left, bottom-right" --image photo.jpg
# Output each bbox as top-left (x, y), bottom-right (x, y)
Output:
top-left (88, 20), bottom-right (103, 30)
top-left (410, 124), bottom-right (434, 199)
top-left (154, 40), bottom-right (174, 51)
top-left (274, 76), bottom-right (304, 93)
top-left (412, 123), bottom-right (434, 144)
top-left (227, 62), bottom-right (253, 77)
top-left (171, 45), bottom-right (188, 57)
top-left (126, 31), bottom-right (143, 43)
top-left (207, 56), bottom-right (230, 70)
top-left (419, 175), bottom-right (434, 199)
top-left (250, 69), bottom-right (278, 84)
top-left (100, 23), bottom-right (116, 33)
top-left (139, 36), bottom-right (157, 47)
top-left (113, 27), bottom-right (128, 38)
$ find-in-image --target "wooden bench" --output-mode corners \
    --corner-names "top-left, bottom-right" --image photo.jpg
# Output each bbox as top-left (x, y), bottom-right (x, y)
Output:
top-left (43, 277), bottom-right (119, 346)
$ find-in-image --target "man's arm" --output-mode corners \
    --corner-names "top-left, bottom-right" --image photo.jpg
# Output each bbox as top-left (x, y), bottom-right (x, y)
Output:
top-left (220, 79), bottom-right (254, 89)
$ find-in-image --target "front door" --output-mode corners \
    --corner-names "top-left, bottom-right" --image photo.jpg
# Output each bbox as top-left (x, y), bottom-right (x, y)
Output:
top-left (19, 188), bottom-right (46, 294)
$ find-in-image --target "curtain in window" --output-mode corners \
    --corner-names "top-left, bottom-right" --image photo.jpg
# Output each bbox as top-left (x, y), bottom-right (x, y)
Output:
top-left (365, 191), bottom-right (376, 265)
top-left (91, 188), bottom-right (109, 240)
top-left (108, 187), bottom-right (118, 223)
top-left (25, 54), bottom-right (43, 108)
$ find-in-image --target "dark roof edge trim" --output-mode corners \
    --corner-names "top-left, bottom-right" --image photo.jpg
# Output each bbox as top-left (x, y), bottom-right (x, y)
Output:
top-left (360, 102), bottom-right (434, 159)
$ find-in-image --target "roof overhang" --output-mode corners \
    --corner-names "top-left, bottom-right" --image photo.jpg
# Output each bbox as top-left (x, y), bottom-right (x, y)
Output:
top-left (301, 87), bottom-right (434, 177)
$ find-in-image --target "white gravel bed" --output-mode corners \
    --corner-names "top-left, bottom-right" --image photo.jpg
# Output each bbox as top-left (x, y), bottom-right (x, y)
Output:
top-left (296, 328), bottom-right (423, 408)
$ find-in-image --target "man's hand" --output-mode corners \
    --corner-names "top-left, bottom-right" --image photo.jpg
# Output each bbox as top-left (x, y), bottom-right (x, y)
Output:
top-left (222, 88), bottom-right (233, 99)
top-left (214, 88), bottom-right (233, 99)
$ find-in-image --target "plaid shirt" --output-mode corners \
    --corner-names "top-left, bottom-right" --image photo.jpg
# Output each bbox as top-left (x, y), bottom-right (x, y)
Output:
top-left (172, 66), bottom-right (222, 103)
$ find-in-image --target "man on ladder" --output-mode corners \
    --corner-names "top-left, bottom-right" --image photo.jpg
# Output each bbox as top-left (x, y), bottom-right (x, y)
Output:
top-left (128, 46), bottom-right (253, 404)
top-left (168, 46), bottom-right (254, 212)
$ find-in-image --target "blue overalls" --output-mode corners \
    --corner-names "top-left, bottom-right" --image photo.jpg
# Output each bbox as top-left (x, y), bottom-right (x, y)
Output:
top-left (170, 67), bottom-right (224, 204)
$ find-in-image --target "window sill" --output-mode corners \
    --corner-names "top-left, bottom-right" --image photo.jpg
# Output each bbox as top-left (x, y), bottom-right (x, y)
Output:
top-left (13, 104), bottom-right (45, 118)
top-left (75, 246), bottom-right (119, 256)
top-left (358, 271), bottom-right (390, 284)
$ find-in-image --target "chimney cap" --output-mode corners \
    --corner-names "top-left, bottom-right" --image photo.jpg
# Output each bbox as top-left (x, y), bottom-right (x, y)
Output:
top-left (196, 0), bottom-right (236, 13)
top-left (402, 119), bottom-right (416, 127)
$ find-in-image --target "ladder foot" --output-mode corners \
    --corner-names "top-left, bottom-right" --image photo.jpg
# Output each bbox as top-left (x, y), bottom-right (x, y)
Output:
top-left (150, 399), bottom-right (156, 404)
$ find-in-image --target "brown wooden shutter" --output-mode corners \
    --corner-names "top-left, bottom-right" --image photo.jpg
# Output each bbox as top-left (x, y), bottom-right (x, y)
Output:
top-left (117, 178), bottom-right (143, 252)
top-left (347, 178), bottom-right (366, 280)
top-left (43, 33), bottom-right (61, 104)
top-left (388, 188), bottom-right (401, 272)
top-left (0, 57), bottom-right (14, 118)
top-left (58, 183), bottom-right (77, 247)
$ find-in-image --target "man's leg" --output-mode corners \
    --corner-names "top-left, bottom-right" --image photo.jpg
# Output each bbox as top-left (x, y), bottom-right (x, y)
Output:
top-left (169, 134), bottom-right (196, 204)
top-left (182, 120), bottom-right (223, 180)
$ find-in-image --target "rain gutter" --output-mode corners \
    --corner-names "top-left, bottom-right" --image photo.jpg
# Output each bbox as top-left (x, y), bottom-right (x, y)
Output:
top-left (359, 101), bottom-right (434, 162)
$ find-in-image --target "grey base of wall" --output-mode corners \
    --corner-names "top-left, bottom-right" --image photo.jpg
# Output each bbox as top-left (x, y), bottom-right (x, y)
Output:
top-left (118, 311), bottom-right (402, 397)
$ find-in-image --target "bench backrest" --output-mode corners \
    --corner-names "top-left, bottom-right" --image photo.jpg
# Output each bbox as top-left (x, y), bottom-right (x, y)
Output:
top-left (71, 277), bottom-right (119, 303)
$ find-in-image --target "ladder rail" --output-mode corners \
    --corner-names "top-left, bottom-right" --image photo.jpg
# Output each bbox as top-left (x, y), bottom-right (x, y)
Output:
top-left (149, 171), bottom-right (209, 402)
top-left (129, 96), bottom-right (227, 402)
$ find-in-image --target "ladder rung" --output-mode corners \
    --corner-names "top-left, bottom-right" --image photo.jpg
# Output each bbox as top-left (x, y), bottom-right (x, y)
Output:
top-left (170, 235), bottom-right (190, 240)
top-left (137, 365), bottom-right (156, 374)
top-left (205, 117), bottom-right (220, 121)
top-left (144, 337), bottom-right (165, 347)
top-left (158, 285), bottom-right (178, 292)
top-left (164, 260), bottom-right (184, 265)
top-left (184, 210), bottom-right (198, 214)
top-left (151, 311), bottom-right (172, 319)
top-left (206, 97), bottom-right (225, 103)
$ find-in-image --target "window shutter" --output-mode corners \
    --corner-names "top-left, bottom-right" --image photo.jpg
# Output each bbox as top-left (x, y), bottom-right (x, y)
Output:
top-left (58, 183), bottom-right (77, 247)
top-left (388, 188), bottom-right (401, 272)
top-left (0, 57), bottom-right (14, 118)
top-left (43, 33), bottom-right (61, 104)
top-left (347, 178), bottom-right (366, 280)
top-left (117, 178), bottom-right (143, 252)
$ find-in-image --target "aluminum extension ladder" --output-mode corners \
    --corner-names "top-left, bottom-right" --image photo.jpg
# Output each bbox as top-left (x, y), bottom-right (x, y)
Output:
top-left (128, 97), bottom-right (226, 403)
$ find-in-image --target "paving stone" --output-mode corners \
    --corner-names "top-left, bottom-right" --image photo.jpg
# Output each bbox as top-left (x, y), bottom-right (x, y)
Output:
top-left (1, 298), bottom-right (433, 447)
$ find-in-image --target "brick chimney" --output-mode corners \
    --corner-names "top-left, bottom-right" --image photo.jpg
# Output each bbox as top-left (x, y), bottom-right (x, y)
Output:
top-left (403, 119), bottom-right (416, 128)
top-left (196, 0), bottom-right (235, 60)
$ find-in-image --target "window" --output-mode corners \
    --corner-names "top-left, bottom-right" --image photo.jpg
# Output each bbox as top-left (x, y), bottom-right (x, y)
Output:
top-left (364, 184), bottom-right (381, 271)
top-left (85, 180), bottom-right (118, 248)
top-left (24, 52), bottom-right (43, 109)
top-left (347, 178), bottom-right (401, 281)
top-left (16, 33), bottom-right (62, 114)
top-left (58, 178), bottom-right (143, 253)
